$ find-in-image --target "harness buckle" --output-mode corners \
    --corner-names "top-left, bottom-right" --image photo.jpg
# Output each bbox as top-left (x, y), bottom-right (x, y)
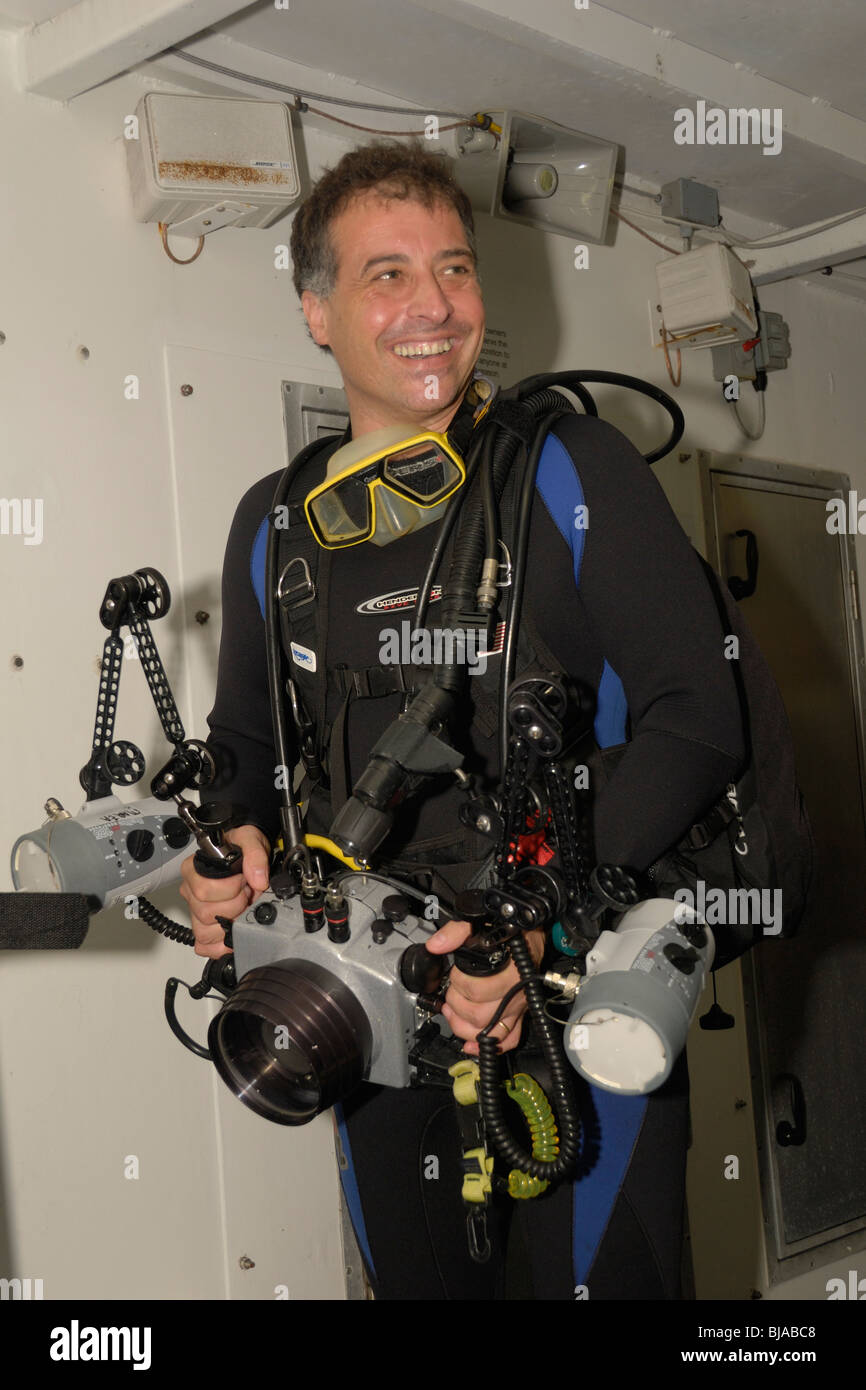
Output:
top-left (277, 556), bottom-right (316, 611)
top-left (286, 677), bottom-right (326, 784)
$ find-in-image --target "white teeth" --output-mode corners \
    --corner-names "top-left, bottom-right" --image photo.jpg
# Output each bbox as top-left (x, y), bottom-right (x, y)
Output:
top-left (393, 339), bottom-right (454, 358)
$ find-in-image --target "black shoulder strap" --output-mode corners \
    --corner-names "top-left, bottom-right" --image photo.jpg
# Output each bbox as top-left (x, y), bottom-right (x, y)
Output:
top-left (273, 433), bottom-right (345, 784)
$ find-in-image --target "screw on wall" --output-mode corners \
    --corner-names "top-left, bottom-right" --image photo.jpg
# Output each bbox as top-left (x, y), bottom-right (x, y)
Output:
top-left (195, 610), bottom-right (210, 625)
top-left (238, 1255), bottom-right (256, 1270)
top-left (11, 654), bottom-right (24, 668)
top-left (0, 331), bottom-right (6, 345)
top-left (77, 346), bottom-right (90, 362)
top-left (180, 384), bottom-right (194, 397)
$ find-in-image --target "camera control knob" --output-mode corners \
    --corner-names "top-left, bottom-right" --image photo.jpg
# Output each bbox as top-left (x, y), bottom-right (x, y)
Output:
top-left (254, 901), bottom-right (278, 925)
top-left (663, 942), bottom-right (700, 975)
top-left (371, 919), bottom-right (393, 945)
top-left (453, 888), bottom-right (489, 928)
top-left (381, 894), bottom-right (410, 924)
top-left (399, 942), bottom-right (446, 994)
top-left (162, 817), bottom-right (191, 850)
top-left (126, 829), bottom-right (155, 863)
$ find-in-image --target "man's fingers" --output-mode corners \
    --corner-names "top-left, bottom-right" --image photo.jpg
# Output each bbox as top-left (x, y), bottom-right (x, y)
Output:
top-left (225, 826), bottom-right (271, 893)
top-left (177, 822), bottom-right (270, 961)
top-left (442, 991), bottom-right (526, 1034)
top-left (425, 918), bottom-right (472, 953)
top-left (442, 1003), bottom-right (524, 1055)
top-left (194, 934), bottom-right (233, 961)
top-left (180, 866), bottom-right (246, 904)
top-left (179, 877), bottom-right (251, 925)
top-left (442, 993), bottom-right (511, 1034)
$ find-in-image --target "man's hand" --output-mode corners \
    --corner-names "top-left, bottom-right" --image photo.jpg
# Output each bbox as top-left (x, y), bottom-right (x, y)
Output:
top-left (425, 919), bottom-right (546, 1055)
top-left (179, 824), bottom-right (271, 959)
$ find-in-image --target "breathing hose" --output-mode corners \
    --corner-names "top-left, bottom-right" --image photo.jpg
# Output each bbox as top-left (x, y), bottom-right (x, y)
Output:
top-left (514, 370), bottom-right (684, 464)
top-left (412, 425), bottom-right (490, 631)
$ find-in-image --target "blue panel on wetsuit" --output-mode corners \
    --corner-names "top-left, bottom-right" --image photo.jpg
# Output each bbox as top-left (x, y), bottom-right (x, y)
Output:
top-left (572, 1087), bottom-right (648, 1288)
top-left (595, 659), bottom-right (628, 748)
top-left (334, 1102), bottom-right (377, 1281)
top-left (251, 516), bottom-right (268, 621)
top-left (535, 432), bottom-right (627, 748)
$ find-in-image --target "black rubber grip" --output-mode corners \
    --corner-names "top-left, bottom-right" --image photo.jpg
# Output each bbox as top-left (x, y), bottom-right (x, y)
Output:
top-left (193, 849), bottom-right (243, 880)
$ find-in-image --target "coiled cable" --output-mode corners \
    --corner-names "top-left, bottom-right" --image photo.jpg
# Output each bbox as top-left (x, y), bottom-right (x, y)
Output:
top-left (477, 934), bottom-right (580, 1181)
top-left (137, 895), bottom-right (195, 946)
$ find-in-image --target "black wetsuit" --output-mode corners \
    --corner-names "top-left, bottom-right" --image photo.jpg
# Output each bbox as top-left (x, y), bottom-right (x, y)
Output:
top-left (206, 411), bottom-right (745, 1299)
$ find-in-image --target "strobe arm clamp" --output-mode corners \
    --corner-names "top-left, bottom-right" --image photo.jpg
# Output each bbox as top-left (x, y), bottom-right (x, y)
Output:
top-left (559, 863), bottom-right (643, 954)
top-left (452, 865), bottom-right (565, 978)
top-left (149, 741), bottom-right (241, 880)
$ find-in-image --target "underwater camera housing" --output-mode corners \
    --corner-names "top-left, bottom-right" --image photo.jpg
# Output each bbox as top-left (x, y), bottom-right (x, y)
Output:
top-left (207, 873), bottom-right (451, 1125)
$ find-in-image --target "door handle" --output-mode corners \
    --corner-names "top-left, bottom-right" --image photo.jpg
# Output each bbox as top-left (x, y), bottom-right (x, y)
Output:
top-left (775, 1072), bottom-right (807, 1146)
top-left (727, 529), bottom-right (759, 601)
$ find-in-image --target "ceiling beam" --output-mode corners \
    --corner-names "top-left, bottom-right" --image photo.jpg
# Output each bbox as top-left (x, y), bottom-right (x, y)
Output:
top-left (415, 0), bottom-right (866, 171)
top-left (741, 212), bottom-right (866, 286)
top-left (17, 0), bottom-right (248, 100)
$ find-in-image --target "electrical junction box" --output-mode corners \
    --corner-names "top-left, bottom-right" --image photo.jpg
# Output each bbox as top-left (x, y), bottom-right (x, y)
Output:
top-left (661, 177), bottom-right (720, 229)
top-left (711, 309), bottom-right (790, 381)
top-left (755, 310), bottom-right (791, 373)
top-left (655, 242), bottom-right (757, 350)
top-left (126, 93), bottom-right (301, 237)
top-left (711, 341), bottom-right (756, 382)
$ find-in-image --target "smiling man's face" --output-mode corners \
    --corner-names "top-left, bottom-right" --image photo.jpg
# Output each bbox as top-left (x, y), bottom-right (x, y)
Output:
top-left (301, 189), bottom-right (485, 438)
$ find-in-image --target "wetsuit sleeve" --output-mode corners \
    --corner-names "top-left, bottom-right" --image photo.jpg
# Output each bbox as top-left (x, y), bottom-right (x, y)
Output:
top-left (205, 472), bottom-right (289, 847)
top-left (539, 414), bottom-right (745, 872)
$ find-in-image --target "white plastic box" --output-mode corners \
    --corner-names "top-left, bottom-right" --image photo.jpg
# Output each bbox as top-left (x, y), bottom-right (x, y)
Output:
top-left (126, 93), bottom-right (301, 236)
top-left (655, 242), bottom-right (757, 349)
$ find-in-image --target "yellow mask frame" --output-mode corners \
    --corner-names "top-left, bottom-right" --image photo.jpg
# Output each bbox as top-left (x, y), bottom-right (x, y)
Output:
top-left (304, 431), bottom-right (467, 550)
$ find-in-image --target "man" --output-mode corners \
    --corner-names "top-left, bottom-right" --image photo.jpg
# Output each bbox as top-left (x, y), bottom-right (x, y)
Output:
top-left (181, 140), bottom-right (745, 1299)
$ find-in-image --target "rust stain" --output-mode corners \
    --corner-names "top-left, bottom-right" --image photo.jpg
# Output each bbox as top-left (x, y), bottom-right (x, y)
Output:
top-left (158, 160), bottom-right (286, 187)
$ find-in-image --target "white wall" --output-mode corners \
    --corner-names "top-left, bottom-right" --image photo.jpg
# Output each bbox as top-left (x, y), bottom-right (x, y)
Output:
top-left (1, 34), bottom-right (864, 1301)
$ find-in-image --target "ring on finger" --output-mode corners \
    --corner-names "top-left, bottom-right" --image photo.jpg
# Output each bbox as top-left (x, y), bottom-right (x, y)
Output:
top-left (496, 1018), bottom-right (510, 1035)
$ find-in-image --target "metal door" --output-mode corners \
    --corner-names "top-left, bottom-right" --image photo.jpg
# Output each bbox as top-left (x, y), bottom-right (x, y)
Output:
top-left (708, 456), bottom-right (866, 1283)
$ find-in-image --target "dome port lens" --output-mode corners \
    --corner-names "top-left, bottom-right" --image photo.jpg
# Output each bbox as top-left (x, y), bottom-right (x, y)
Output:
top-left (208, 959), bottom-right (372, 1125)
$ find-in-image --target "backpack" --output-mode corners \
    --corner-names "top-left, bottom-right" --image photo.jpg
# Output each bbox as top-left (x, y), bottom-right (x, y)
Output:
top-left (643, 555), bottom-right (815, 966)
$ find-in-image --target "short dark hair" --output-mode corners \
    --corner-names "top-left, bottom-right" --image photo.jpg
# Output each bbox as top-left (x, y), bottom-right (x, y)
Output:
top-left (290, 139), bottom-right (478, 313)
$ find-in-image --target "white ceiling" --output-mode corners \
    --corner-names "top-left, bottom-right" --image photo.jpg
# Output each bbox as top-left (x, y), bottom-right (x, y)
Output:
top-left (5, 0), bottom-right (866, 283)
top-left (600, 0), bottom-right (866, 122)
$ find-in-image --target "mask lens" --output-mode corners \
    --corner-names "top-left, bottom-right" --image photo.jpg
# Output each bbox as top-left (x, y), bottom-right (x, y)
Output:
top-left (309, 471), bottom-right (373, 543)
top-left (382, 441), bottom-right (461, 501)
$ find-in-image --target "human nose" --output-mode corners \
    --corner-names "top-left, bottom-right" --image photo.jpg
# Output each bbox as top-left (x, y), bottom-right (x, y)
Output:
top-left (404, 268), bottom-right (452, 323)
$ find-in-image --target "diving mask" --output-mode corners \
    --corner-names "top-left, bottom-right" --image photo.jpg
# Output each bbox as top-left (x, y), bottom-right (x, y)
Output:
top-left (304, 426), bottom-right (466, 549)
